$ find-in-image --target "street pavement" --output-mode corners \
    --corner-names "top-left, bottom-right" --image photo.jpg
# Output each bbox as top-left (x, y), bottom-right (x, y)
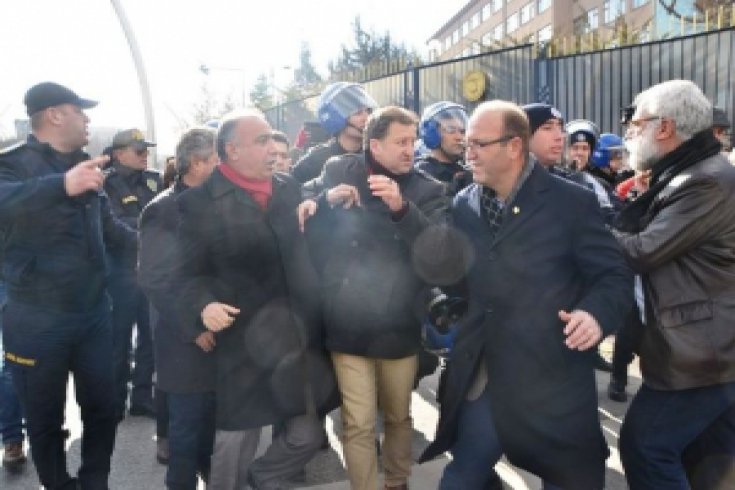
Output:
top-left (2, 339), bottom-right (637, 489)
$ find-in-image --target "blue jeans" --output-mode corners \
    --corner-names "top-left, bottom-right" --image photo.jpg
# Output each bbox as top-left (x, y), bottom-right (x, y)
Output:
top-left (3, 299), bottom-right (117, 489)
top-left (166, 392), bottom-right (215, 490)
top-left (440, 385), bottom-right (562, 490)
top-left (0, 281), bottom-right (25, 445)
top-left (621, 381), bottom-right (735, 490)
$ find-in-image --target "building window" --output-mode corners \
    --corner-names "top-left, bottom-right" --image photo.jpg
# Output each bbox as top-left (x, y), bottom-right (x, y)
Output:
top-left (538, 24), bottom-right (553, 42)
top-left (453, 29), bottom-right (460, 44)
top-left (471, 12), bottom-right (481, 29)
top-left (507, 12), bottom-right (519, 33)
top-left (574, 8), bottom-right (599, 34)
top-left (604, 0), bottom-right (626, 23)
top-left (444, 36), bottom-right (452, 50)
top-left (482, 3), bottom-right (493, 21)
top-left (482, 31), bottom-right (494, 45)
top-left (493, 0), bottom-right (502, 13)
top-left (462, 21), bottom-right (470, 37)
top-left (520, 2), bottom-right (535, 24)
top-left (462, 47), bottom-right (472, 57)
top-left (472, 41), bottom-right (482, 54)
top-left (633, 0), bottom-right (648, 7)
top-left (494, 23), bottom-right (504, 41)
top-left (538, 0), bottom-right (552, 14)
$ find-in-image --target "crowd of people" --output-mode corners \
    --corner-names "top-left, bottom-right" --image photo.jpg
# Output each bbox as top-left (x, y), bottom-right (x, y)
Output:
top-left (0, 77), bottom-right (734, 490)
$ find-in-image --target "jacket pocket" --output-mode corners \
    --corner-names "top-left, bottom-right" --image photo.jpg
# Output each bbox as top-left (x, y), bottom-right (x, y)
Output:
top-left (659, 300), bottom-right (713, 328)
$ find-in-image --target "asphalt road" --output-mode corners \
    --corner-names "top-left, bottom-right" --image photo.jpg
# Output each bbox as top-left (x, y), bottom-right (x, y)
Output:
top-left (2, 339), bottom-right (637, 489)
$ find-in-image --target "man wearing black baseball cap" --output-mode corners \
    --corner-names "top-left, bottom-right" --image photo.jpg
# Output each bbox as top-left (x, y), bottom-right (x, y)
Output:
top-left (0, 82), bottom-right (135, 489)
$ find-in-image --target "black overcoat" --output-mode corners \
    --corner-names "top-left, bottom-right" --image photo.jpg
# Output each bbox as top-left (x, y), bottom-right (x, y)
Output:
top-left (176, 168), bottom-right (338, 430)
top-left (138, 181), bottom-right (215, 394)
top-left (421, 164), bottom-right (633, 490)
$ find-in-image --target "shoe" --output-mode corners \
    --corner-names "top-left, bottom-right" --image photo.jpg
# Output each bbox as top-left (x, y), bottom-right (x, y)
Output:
top-left (129, 404), bottom-right (156, 418)
top-left (593, 353), bottom-right (614, 372)
top-left (607, 380), bottom-right (628, 402)
top-left (156, 437), bottom-right (169, 465)
top-left (2, 441), bottom-right (27, 473)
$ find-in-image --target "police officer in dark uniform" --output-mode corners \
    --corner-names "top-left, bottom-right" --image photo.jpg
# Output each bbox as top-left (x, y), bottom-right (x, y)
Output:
top-left (104, 128), bottom-right (161, 419)
top-left (291, 82), bottom-right (377, 184)
top-left (0, 82), bottom-right (135, 489)
top-left (415, 101), bottom-right (472, 196)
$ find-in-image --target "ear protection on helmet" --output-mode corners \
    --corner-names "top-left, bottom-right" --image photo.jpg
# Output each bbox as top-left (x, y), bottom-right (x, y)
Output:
top-left (419, 102), bottom-right (468, 149)
top-left (317, 82), bottom-right (377, 136)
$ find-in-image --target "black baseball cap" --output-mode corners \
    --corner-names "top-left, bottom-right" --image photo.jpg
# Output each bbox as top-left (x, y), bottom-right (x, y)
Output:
top-left (23, 82), bottom-right (98, 116)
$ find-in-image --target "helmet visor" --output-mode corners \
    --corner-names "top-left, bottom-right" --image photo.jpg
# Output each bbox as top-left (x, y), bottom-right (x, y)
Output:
top-left (330, 85), bottom-right (378, 119)
top-left (435, 107), bottom-right (469, 134)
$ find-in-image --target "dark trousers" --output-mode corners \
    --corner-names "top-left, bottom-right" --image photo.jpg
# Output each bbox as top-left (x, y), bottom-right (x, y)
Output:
top-left (2, 299), bottom-right (117, 490)
top-left (166, 392), bottom-right (215, 490)
top-left (0, 281), bottom-right (25, 445)
top-left (621, 381), bottom-right (735, 490)
top-left (156, 388), bottom-right (169, 438)
top-left (440, 385), bottom-right (562, 490)
top-left (611, 308), bottom-right (642, 385)
top-left (109, 274), bottom-right (154, 417)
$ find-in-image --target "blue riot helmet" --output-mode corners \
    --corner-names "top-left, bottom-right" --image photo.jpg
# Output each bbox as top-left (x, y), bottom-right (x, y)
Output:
top-left (204, 119), bottom-right (220, 129)
top-left (419, 102), bottom-right (468, 149)
top-left (317, 82), bottom-right (377, 136)
top-left (565, 119), bottom-right (599, 149)
top-left (590, 133), bottom-right (625, 168)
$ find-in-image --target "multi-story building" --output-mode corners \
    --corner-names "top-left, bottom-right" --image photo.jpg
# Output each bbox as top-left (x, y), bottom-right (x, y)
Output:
top-left (428, 0), bottom-right (730, 61)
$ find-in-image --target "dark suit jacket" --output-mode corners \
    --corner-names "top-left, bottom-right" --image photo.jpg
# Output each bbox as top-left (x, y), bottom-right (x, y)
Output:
top-left (176, 168), bottom-right (338, 430)
top-left (138, 181), bottom-right (215, 394)
top-left (421, 163), bottom-right (633, 490)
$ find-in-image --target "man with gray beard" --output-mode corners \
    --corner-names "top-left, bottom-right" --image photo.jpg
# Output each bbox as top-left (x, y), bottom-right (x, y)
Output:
top-left (614, 80), bottom-right (735, 490)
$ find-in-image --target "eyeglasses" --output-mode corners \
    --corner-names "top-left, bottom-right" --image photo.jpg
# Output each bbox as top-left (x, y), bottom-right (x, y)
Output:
top-left (625, 116), bottom-right (662, 129)
top-left (466, 135), bottom-right (516, 151)
top-left (134, 148), bottom-right (149, 156)
top-left (440, 124), bottom-right (466, 135)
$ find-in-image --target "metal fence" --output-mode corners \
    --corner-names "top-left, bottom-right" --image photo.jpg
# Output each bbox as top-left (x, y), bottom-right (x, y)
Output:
top-left (266, 27), bottom-right (734, 141)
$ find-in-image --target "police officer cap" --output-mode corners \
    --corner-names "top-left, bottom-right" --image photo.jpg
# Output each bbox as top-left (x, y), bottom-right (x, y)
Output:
top-left (522, 103), bottom-right (563, 135)
top-left (713, 108), bottom-right (731, 129)
top-left (111, 128), bottom-right (156, 150)
top-left (24, 82), bottom-right (98, 116)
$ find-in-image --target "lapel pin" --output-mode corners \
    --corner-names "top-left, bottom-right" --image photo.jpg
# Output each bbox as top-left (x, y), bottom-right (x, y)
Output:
top-left (512, 206), bottom-right (520, 215)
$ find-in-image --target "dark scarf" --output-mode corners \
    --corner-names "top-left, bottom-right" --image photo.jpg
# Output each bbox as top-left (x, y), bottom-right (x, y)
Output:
top-left (614, 130), bottom-right (721, 233)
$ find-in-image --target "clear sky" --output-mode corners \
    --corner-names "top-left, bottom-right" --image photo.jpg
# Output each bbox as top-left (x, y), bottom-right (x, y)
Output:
top-left (0, 0), bottom-right (464, 154)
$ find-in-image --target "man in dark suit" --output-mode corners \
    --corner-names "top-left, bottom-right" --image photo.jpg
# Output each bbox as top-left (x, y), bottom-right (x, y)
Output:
top-left (139, 127), bottom-right (220, 489)
top-left (176, 110), bottom-right (337, 490)
top-left (420, 100), bottom-right (633, 489)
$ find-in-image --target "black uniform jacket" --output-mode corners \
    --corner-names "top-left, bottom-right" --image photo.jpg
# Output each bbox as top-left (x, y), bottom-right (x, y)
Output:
top-left (420, 164), bottom-right (633, 490)
top-left (138, 181), bottom-right (215, 394)
top-left (291, 138), bottom-right (347, 184)
top-left (176, 168), bottom-right (338, 430)
top-left (0, 136), bottom-right (135, 312)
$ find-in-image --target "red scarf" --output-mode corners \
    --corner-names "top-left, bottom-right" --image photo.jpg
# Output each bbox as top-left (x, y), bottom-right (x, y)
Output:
top-left (219, 164), bottom-right (272, 210)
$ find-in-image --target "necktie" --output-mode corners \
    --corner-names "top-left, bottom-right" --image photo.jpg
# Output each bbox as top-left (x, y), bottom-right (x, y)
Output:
top-left (481, 188), bottom-right (504, 239)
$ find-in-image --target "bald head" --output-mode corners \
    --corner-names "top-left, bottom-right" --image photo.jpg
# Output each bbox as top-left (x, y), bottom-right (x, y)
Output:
top-left (466, 100), bottom-right (530, 198)
top-left (217, 109), bottom-right (276, 180)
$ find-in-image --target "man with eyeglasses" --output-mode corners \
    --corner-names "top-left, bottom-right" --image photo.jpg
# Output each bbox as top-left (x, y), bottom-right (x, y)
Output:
top-left (420, 100), bottom-right (632, 490)
top-left (104, 128), bottom-right (162, 424)
top-left (415, 101), bottom-right (472, 195)
top-left (613, 80), bottom-right (735, 490)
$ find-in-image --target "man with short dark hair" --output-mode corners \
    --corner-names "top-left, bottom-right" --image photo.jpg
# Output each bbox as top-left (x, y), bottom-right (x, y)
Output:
top-left (299, 106), bottom-right (448, 490)
top-left (421, 100), bottom-right (632, 490)
top-left (271, 131), bottom-right (292, 174)
top-left (0, 81), bottom-right (135, 489)
top-left (139, 127), bottom-right (220, 490)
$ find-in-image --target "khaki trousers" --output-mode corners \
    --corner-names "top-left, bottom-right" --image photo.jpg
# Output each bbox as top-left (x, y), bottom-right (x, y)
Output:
top-left (331, 352), bottom-right (418, 490)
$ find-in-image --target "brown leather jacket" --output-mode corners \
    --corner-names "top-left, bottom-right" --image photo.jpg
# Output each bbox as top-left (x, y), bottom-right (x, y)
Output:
top-left (615, 153), bottom-right (735, 390)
